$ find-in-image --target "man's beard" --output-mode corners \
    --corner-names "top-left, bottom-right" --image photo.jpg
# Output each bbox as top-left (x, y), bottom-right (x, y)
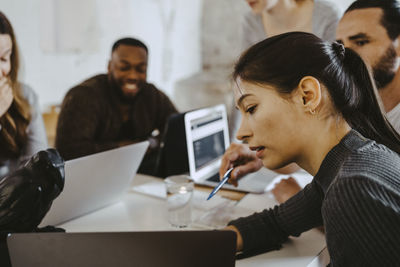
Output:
top-left (108, 74), bottom-right (140, 103)
top-left (373, 45), bottom-right (397, 90)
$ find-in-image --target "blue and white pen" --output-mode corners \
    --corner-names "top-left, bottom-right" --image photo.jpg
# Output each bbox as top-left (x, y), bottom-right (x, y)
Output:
top-left (206, 167), bottom-right (234, 200)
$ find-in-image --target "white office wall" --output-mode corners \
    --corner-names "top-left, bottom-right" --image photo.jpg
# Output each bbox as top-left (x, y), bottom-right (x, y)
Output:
top-left (1, 0), bottom-right (355, 109)
top-left (0, 0), bottom-right (202, 109)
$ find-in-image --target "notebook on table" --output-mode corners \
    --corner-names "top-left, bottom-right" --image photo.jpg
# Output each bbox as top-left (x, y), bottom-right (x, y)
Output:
top-left (39, 141), bottom-right (149, 226)
top-left (7, 231), bottom-right (236, 267)
top-left (184, 104), bottom-right (277, 193)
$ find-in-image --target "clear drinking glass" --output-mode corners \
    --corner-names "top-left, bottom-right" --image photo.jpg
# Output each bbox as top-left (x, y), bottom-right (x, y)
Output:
top-left (164, 175), bottom-right (194, 228)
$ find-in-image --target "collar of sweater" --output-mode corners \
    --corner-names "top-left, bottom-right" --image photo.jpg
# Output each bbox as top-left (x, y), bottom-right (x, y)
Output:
top-left (313, 129), bottom-right (369, 191)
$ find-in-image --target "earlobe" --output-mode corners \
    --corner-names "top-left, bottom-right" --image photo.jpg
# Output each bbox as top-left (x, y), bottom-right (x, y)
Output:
top-left (298, 76), bottom-right (322, 113)
top-left (107, 61), bottom-right (111, 72)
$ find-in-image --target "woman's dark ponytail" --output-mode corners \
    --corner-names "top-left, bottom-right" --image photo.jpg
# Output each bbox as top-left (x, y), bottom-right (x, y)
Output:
top-left (327, 43), bottom-right (400, 153)
top-left (331, 42), bottom-right (345, 61)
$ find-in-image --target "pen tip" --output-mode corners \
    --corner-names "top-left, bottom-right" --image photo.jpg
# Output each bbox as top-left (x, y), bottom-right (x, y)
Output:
top-left (206, 194), bottom-right (212, 201)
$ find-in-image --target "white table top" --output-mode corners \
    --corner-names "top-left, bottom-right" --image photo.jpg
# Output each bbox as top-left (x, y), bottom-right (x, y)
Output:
top-left (59, 174), bottom-right (326, 267)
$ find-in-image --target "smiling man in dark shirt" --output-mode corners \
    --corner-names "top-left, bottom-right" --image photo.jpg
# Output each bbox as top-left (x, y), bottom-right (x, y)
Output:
top-left (55, 38), bottom-right (177, 175)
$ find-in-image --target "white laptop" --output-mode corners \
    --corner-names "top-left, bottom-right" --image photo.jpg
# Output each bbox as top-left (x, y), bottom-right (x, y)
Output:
top-left (184, 104), bottom-right (277, 193)
top-left (40, 141), bottom-right (149, 226)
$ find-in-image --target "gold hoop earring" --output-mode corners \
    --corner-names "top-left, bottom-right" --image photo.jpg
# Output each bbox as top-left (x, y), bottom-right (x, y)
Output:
top-left (309, 109), bottom-right (316, 115)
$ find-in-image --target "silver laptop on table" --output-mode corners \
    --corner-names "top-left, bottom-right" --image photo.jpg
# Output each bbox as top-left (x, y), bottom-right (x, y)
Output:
top-left (39, 141), bottom-right (149, 226)
top-left (7, 231), bottom-right (236, 267)
top-left (184, 104), bottom-right (277, 193)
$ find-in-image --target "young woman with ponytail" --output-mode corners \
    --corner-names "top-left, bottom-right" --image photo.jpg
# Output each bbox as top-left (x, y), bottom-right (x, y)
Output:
top-left (221, 32), bottom-right (400, 265)
top-left (0, 11), bottom-right (47, 179)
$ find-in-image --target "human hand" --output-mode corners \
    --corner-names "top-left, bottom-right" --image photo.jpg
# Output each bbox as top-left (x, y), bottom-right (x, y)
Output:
top-left (224, 225), bottom-right (243, 251)
top-left (271, 177), bottom-right (301, 204)
top-left (0, 77), bottom-right (13, 117)
top-left (219, 143), bottom-right (263, 186)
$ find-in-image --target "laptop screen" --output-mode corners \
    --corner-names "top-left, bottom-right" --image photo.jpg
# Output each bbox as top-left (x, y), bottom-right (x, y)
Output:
top-left (39, 141), bottom-right (149, 226)
top-left (185, 105), bottom-right (230, 181)
top-left (191, 118), bottom-right (225, 170)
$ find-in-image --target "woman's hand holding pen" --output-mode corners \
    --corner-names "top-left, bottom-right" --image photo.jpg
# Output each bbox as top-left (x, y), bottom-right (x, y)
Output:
top-left (219, 143), bottom-right (263, 186)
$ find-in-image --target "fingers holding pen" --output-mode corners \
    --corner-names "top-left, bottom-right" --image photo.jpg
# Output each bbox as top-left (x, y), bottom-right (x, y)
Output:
top-left (219, 143), bottom-right (263, 186)
top-left (219, 143), bottom-right (248, 173)
top-left (219, 144), bottom-right (241, 178)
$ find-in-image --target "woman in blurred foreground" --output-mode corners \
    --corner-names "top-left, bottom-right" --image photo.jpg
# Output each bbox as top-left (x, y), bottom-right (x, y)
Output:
top-left (0, 11), bottom-right (47, 179)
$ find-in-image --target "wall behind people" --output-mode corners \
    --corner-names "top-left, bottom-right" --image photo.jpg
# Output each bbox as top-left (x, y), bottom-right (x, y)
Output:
top-left (0, 0), bottom-right (202, 109)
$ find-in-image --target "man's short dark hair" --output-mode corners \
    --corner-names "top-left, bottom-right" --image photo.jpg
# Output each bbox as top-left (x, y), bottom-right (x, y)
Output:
top-left (345, 0), bottom-right (400, 40)
top-left (111, 37), bottom-right (148, 54)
